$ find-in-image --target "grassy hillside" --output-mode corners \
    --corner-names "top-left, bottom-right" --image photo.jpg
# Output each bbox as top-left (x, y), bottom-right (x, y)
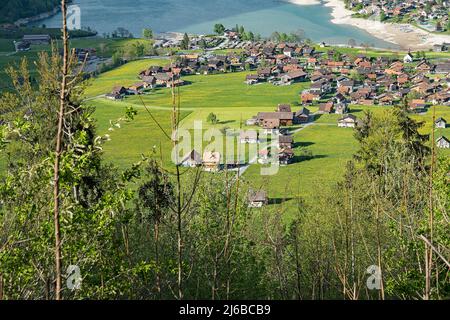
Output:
top-left (0, 37), bottom-right (154, 88)
top-left (2, 56), bottom-right (448, 209)
top-left (84, 58), bottom-right (169, 98)
top-left (84, 59), bottom-right (449, 212)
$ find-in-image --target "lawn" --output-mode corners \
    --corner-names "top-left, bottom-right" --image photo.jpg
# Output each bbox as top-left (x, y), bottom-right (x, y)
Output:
top-left (127, 71), bottom-right (309, 111)
top-left (85, 60), bottom-right (449, 210)
top-left (84, 58), bottom-right (169, 98)
top-left (412, 105), bottom-right (450, 158)
top-left (90, 98), bottom-right (191, 169)
top-left (0, 37), bottom-right (154, 87)
top-left (243, 124), bottom-right (359, 217)
top-left (3, 54), bottom-right (448, 210)
top-left (318, 45), bottom-right (450, 59)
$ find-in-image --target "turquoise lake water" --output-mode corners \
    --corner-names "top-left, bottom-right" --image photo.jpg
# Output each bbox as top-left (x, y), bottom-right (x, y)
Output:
top-left (33, 0), bottom-right (397, 48)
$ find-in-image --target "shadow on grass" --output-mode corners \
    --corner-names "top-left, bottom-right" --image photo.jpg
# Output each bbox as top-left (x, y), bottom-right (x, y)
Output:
top-left (218, 120), bottom-right (236, 125)
top-left (294, 141), bottom-right (315, 148)
top-left (348, 108), bottom-right (363, 113)
top-left (268, 198), bottom-right (294, 205)
top-left (293, 154), bottom-right (328, 163)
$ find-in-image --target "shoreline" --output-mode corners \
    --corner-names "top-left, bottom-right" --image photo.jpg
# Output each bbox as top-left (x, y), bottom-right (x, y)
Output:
top-left (322, 0), bottom-right (450, 50)
top-left (281, 0), bottom-right (321, 5)
top-left (15, 1), bottom-right (74, 27)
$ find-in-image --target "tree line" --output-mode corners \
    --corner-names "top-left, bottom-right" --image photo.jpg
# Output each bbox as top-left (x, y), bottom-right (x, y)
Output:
top-left (0, 0), bottom-right (61, 24)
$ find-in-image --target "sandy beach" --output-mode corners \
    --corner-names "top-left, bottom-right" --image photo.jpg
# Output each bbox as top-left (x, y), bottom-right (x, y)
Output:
top-left (282, 0), bottom-right (321, 5)
top-left (323, 0), bottom-right (450, 50)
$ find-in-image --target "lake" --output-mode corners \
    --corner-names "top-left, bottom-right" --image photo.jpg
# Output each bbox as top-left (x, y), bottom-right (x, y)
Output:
top-left (33, 0), bottom-right (397, 48)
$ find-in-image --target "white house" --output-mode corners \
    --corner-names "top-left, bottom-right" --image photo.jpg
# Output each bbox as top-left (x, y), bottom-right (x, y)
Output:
top-left (180, 149), bottom-right (202, 167)
top-left (435, 117), bottom-right (447, 129)
top-left (403, 52), bottom-right (414, 63)
top-left (338, 114), bottom-right (358, 128)
top-left (436, 136), bottom-right (450, 149)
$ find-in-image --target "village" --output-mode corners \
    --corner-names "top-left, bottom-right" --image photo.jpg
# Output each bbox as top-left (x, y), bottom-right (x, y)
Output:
top-left (104, 34), bottom-right (450, 143)
top-left (10, 28), bottom-right (449, 208)
top-left (347, 0), bottom-right (450, 35)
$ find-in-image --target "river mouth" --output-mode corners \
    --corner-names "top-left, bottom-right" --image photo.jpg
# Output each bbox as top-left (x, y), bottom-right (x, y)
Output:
top-left (30, 0), bottom-right (399, 49)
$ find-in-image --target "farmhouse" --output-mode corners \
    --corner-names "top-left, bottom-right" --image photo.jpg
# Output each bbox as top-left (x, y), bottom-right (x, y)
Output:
top-left (22, 34), bottom-right (51, 45)
top-left (13, 40), bottom-right (30, 52)
top-left (203, 151), bottom-right (221, 172)
top-left (246, 117), bottom-right (258, 126)
top-left (260, 119), bottom-right (280, 132)
top-left (434, 62), bottom-right (450, 74)
top-left (294, 107), bottom-right (311, 124)
top-left (436, 136), bottom-right (450, 149)
top-left (142, 76), bottom-right (156, 88)
top-left (435, 117), bottom-right (447, 129)
top-left (105, 93), bottom-right (122, 100)
top-left (415, 60), bottom-right (434, 73)
top-left (277, 104), bottom-right (292, 112)
top-left (403, 52), bottom-right (414, 63)
top-left (301, 90), bottom-right (322, 104)
top-left (409, 99), bottom-right (427, 113)
top-left (257, 112), bottom-right (293, 126)
top-left (112, 86), bottom-right (127, 95)
top-left (246, 74), bottom-right (259, 85)
top-left (128, 82), bottom-right (146, 95)
top-left (278, 135), bottom-right (294, 149)
top-left (257, 68), bottom-right (272, 80)
top-left (280, 70), bottom-right (307, 84)
top-left (248, 190), bottom-right (268, 208)
top-left (338, 114), bottom-right (358, 128)
top-left (318, 102), bottom-right (334, 114)
top-left (279, 148), bottom-right (295, 165)
top-left (180, 150), bottom-right (202, 167)
top-left (154, 73), bottom-right (173, 87)
top-left (433, 43), bottom-right (449, 52)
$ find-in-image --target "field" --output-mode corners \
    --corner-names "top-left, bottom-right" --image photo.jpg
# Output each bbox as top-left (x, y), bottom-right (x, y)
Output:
top-left (0, 37), bottom-right (153, 86)
top-left (84, 58), bottom-right (169, 98)
top-left (1, 49), bottom-right (449, 208)
top-left (83, 59), bottom-right (449, 212)
top-left (316, 45), bottom-right (450, 59)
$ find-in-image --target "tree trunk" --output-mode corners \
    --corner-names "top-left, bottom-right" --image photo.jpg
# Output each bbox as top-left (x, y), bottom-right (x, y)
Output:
top-left (425, 105), bottom-right (436, 300)
top-left (293, 228), bottom-right (302, 300)
top-left (53, 0), bottom-right (69, 300)
top-left (0, 273), bottom-right (3, 300)
top-left (154, 221), bottom-right (161, 298)
top-left (375, 204), bottom-right (385, 300)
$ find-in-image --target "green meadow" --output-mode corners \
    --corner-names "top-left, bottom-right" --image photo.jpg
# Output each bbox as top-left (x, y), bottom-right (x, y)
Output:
top-left (2, 56), bottom-right (448, 208)
top-left (84, 58), bottom-right (169, 98)
top-left (0, 37), bottom-right (154, 86)
top-left (85, 59), bottom-right (449, 209)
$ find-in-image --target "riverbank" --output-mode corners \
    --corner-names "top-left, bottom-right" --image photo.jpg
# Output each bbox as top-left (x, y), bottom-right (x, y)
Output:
top-left (323, 0), bottom-right (450, 50)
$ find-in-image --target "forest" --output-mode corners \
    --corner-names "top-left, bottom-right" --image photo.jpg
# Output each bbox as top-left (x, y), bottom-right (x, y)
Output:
top-left (0, 0), bottom-right (61, 24)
